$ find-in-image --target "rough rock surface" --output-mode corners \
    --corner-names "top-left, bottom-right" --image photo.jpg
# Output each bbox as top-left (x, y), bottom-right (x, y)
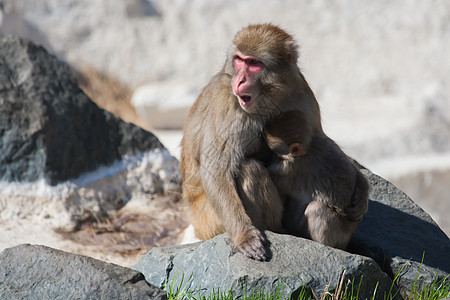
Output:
top-left (0, 36), bottom-right (162, 185)
top-left (134, 167), bottom-right (450, 299)
top-left (350, 168), bottom-right (450, 298)
top-left (134, 231), bottom-right (396, 299)
top-left (0, 36), bottom-right (181, 231)
top-left (0, 244), bottom-right (167, 300)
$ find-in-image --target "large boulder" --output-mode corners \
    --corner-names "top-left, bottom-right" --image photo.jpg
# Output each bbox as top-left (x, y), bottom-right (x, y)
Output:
top-left (134, 232), bottom-right (396, 299)
top-left (0, 244), bottom-right (167, 300)
top-left (134, 167), bottom-right (450, 299)
top-left (350, 168), bottom-right (450, 298)
top-left (0, 36), bottom-right (180, 230)
top-left (0, 36), bottom-right (162, 185)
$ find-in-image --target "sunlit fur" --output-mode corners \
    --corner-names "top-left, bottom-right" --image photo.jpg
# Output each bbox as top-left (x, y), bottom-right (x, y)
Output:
top-left (181, 24), bottom-right (323, 260)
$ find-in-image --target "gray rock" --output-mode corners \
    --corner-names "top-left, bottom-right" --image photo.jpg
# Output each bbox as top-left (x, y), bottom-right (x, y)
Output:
top-left (349, 169), bottom-right (450, 298)
top-left (134, 231), bottom-right (396, 299)
top-left (0, 244), bottom-right (167, 300)
top-left (0, 36), bottom-right (181, 231)
top-left (0, 36), bottom-right (163, 185)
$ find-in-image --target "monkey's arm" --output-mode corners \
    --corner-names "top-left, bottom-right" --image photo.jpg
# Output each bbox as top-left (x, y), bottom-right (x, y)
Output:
top-left (310, 137), bottom-right (369, 222)
top-left (341, 170), bottom-right (370, 222)
top-left (199, 140), bottom-right (269, 261)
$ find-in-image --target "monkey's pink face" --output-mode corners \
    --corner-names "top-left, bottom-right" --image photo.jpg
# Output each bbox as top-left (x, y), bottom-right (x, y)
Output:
top-left (232, 52), bottom-right (264, 112)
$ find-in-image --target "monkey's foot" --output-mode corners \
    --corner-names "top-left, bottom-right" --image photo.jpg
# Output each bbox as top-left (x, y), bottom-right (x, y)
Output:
top-left (234, 228), bottom-right (269, 261)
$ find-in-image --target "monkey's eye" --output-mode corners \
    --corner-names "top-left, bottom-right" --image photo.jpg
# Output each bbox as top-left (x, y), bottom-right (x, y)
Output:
top-left (248, 59), bottom-right (262, 66)
top-left (235, 56), bottom-right (244, 62)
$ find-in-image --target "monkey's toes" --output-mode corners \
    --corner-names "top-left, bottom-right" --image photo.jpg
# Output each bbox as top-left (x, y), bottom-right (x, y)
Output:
top-left (235, 231), bottom-right (269, 261)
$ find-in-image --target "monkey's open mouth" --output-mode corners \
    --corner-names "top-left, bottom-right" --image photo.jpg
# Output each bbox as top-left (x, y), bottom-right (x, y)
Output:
top-left (239, 95), bottom-right (253, 107)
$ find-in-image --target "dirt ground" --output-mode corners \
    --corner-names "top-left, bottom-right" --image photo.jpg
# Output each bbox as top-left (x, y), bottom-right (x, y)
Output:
top-left (57, 193), bottom-right (189, 267)
top-left (1, 192), bottom-right (189, 268)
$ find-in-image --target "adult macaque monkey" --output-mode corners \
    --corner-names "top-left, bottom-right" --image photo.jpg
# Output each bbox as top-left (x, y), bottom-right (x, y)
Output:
top-left (264, 111), bottom-right (369, 250)
top-left (180, 24), bottom-right (322, 260)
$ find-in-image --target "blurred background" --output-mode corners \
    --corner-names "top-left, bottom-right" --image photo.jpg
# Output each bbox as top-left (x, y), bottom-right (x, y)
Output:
top-left (1, 0), bottom-right (449, 235)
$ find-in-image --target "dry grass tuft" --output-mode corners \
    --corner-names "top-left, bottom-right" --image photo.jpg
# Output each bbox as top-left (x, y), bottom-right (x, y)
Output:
top-left (76, 65), bottom-right (149, 130)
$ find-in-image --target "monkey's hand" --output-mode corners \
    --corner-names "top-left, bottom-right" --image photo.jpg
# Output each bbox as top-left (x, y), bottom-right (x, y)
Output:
top-left (234, 227), bottom-right (269, 261)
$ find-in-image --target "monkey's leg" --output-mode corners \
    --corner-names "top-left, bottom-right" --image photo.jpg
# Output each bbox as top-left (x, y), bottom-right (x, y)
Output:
top-left (182, 167), bottom-right (225, 240)
top-left (344, 170), bottom-right (370, 222)
top-left (303, 201), bottom-right (357, 250)
top-left (188, 192), bottom-right (225, 240)
top-left (283, 194), bottom-right (311, 236)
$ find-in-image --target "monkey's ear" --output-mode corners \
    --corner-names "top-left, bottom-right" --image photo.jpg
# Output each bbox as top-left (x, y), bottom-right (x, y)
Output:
top-left (289, 143), bottom-right (305, 157)
top-left (285, 41), bottom-right (299, 64)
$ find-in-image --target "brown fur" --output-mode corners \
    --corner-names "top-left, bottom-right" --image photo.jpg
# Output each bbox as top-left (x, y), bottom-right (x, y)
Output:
top-left (180, 24), bottom-right (322, 260)
top-left (264, 111), bottom-right (370, 250)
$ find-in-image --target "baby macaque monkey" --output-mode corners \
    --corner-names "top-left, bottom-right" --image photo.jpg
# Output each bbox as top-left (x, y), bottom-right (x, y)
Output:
top-left (264, 111), bottom-right (369, 250)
